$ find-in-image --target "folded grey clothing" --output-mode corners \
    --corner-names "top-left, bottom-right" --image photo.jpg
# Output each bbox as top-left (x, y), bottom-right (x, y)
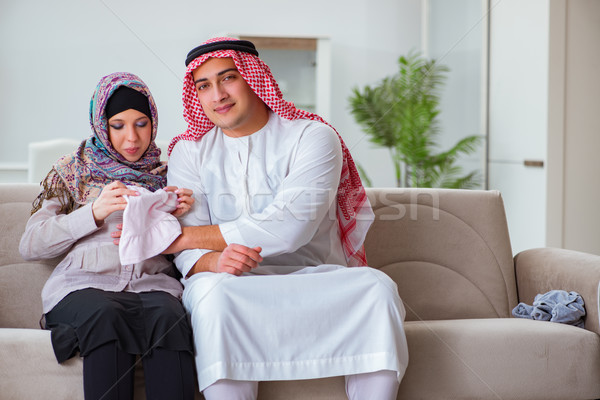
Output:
top-left (512, 290), bottom-right (586, 328)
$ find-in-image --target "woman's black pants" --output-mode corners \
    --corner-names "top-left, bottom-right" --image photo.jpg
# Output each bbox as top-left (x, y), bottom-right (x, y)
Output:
top-left (83, 341), bottom-right (195, 400)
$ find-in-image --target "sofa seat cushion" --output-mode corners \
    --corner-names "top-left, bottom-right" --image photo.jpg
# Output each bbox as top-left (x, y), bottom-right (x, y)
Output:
top-left (400, 318), bottom-right (600, 400)
top-left (0, 328), bottom-right (83, 399)
top-left (0, 328), bottom-right (163, 400)
top-left (4, 321), bottom-right (600, 400)
top-left (0, 327), bottom-right (345, 400)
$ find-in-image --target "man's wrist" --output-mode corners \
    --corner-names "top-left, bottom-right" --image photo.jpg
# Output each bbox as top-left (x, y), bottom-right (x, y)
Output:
top-left (186, 251), bottom-right (219, 278)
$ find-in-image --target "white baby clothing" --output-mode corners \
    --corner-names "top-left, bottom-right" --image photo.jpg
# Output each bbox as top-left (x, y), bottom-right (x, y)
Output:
top-left (119, 186), bottom-right (181, 265)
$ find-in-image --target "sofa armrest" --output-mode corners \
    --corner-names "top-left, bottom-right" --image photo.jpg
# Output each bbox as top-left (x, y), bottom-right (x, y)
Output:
top-left (514, 247), bottom-right (600, 335)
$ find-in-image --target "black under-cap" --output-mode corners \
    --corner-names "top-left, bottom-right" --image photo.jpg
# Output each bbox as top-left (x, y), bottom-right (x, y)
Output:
top-left (105, 86), bottom-right (152, 121)
top-left (185, 39), bottom-right (259, 66)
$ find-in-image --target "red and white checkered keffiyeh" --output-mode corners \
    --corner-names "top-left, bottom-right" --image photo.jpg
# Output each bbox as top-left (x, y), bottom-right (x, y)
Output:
top-left (169, 37), bottom-right (372, 266)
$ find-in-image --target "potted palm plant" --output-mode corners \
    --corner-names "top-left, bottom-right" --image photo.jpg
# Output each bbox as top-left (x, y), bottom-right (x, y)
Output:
top-left (349, 52), bottom-right (482, 188)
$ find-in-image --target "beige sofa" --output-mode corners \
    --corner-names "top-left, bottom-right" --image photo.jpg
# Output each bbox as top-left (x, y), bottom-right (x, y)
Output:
top-left (2, 183), bottom-right (600, 400)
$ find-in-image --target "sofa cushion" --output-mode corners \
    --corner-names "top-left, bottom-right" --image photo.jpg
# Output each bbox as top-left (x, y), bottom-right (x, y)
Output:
top-left (0, 263), bottom-right (53, 328)
top-left (399, 318), bottom-right (600, 399)
top-left (3, 320), bottom-right (600, 400)
top-left (0, 184), bottom-right (43, 266)
top-left (365, 188), bottom-right (517, 321)
top-left (0, 328), bottom-right (83, 399)
top-left (0, 328), bottom-right (175, 400)
top-left (0, 184), bottom-right (62, 328)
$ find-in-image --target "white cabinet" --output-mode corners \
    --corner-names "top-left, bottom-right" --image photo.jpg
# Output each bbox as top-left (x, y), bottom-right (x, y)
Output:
top-left (487, 162), bottom-right (546, 253)
top-left (487, 0), bottom-right (549, 255)
top-left (488, 0), bottom-right (600, 256)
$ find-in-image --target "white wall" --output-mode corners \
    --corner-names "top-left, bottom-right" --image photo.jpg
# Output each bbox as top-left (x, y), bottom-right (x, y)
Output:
top-left (425, 0), bottom-right (487, 188)
top-left (0, 0), bottom-right (422, 187)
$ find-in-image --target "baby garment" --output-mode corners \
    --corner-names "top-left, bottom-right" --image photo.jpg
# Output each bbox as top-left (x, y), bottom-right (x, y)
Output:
top-left (119, 186), bottom-right (181, 265)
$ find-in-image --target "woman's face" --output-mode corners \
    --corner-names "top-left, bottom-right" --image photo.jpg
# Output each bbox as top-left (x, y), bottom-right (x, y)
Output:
top-left (107, 108), bottom-right (152, 162)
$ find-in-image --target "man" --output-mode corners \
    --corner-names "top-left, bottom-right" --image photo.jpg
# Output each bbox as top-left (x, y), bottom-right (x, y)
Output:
top-left (167, 37), bottom-right (409, 400)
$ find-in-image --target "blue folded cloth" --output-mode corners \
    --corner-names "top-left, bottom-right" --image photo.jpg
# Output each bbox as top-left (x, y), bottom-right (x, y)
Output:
top-left (512, 290), bottom-right (586, 328)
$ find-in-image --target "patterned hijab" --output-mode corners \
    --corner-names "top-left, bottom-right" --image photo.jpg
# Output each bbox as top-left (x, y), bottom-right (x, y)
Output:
top-left (32, 72), bottom-right (167, 214)
top-left (169, 37), bottom-right (373, 267)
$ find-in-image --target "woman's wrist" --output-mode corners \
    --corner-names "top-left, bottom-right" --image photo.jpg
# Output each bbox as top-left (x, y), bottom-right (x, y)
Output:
top-left (91, 201), bottom-right (104, 226)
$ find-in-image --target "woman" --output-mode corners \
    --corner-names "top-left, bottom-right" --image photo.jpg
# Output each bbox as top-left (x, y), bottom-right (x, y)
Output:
top-left (19, 72), bottom-right (195, 400)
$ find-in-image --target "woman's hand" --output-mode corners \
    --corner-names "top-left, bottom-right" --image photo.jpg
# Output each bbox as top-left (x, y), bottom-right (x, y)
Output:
top-left (92, 181), bottom-right (139, 225)
top-left (110, 186), bottom-right (196, 245)
top-left (164, 186), bottom-right (194, 217)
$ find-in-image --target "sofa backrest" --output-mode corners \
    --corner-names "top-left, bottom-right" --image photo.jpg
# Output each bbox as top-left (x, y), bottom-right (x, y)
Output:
top-left (364, 188), bottom-right (517, 321)
top-left (1, 184), bottom-right (517, 328)
top-left (0, 183), bottom-right (56, 329)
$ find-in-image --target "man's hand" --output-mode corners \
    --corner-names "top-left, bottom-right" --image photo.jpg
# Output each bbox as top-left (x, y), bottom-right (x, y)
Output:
top-left (214, 244), bottom-right (263, 276)
top-left (92, 181), bottom-right (139, 226)
top-left (164, 186), bottom-right (194, 217)
top-left (187, 244), bottom-right (263, 278)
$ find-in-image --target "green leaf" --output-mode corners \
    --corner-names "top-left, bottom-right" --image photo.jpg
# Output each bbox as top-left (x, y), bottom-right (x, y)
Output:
top-left (348, 50), bottom-right (482, 189)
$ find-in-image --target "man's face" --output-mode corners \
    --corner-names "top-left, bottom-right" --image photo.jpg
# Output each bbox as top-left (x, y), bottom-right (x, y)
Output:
top-left (192, 57), bottom-right (267, 137)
